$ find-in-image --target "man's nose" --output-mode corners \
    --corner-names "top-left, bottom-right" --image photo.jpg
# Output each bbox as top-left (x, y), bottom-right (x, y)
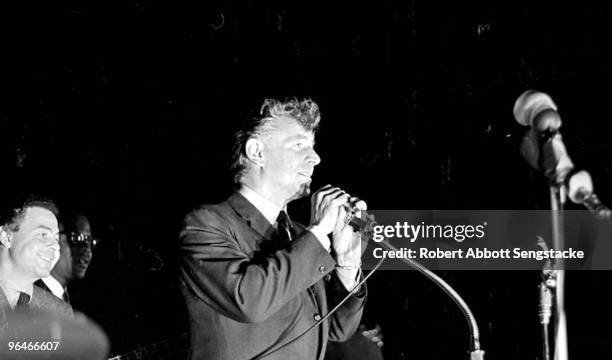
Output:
top-left (79, 246), bottom-right (93, 260)
top-left (307, 149), bottom-right (321, 166)
top-left (49, 241), bottom-right (60, 252)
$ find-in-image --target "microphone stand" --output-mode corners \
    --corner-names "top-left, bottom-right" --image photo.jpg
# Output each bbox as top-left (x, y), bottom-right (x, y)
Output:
top-left (377, 240), bottom-right (485, 360)
top-left (514, 91), bottom-right (572, 360)
top-left (523, 128), bottom-right (571, 360)
top-left (549, 182), bottom-right (569, 360)
top-left (539, 275), bottom-right (554, 360)
top-left (536, 235), bottom-right (554, 360)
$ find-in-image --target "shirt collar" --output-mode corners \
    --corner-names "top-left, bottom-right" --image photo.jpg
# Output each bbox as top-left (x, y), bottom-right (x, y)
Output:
top-left (40, 276), bottom-right (65, 300)
top-left (238, 185), bottom-right (283, 225)
top-left (0, 279), bottom-right (33, 309)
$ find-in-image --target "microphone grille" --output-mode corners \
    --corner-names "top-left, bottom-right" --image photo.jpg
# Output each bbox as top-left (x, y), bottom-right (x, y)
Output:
top-left (513, 90), bottom-right (557, 127)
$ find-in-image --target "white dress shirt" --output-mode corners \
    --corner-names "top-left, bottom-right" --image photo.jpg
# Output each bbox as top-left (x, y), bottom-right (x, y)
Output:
top-left (40, 276), bottom-right (65, 300)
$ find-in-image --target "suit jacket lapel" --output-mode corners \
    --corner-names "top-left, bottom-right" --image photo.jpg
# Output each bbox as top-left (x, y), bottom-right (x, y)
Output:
top-left (34, 279), bottom-right (51, 294)
top-left (0, 287), bottom-right (9, 310)
top-left (0, 288), bottom-right (8, 337)
top-left (227, 192), bottom-right (276, 241)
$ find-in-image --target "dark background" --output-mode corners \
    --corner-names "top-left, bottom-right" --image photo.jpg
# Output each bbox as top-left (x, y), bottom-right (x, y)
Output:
top-left (1, 1), bottom-right (611, 359)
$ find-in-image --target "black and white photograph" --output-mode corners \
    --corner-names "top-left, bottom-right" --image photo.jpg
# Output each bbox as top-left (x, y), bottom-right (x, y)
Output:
top-left (1, 2), bottom-right (612, 359)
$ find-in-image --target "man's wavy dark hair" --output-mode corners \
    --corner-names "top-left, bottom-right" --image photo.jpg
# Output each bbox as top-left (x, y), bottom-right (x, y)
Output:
top-left (229, 98), bottom-right (321, 184)
top-left (0, 194), bottom-right (59, 232)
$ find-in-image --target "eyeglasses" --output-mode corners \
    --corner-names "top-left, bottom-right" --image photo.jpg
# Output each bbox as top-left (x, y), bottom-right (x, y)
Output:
top-left (64, 232), bottom-right (99, 248)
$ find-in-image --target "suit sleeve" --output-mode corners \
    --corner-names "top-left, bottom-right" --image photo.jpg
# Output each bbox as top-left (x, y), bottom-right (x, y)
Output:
top-left (326, 270), bottom-right (367, 342)
top-left (179, 207), bottom-right (337, 323)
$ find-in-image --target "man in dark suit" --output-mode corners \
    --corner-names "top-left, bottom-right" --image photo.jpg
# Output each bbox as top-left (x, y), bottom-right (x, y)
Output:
top-left (0, 196), bottom-right (73, 339)
top-left (179, 98), bottom-right (367, 360)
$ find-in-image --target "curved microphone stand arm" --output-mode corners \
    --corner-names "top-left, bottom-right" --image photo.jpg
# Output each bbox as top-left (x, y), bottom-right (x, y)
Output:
top-left (377, 240), bottom-right (485, 360)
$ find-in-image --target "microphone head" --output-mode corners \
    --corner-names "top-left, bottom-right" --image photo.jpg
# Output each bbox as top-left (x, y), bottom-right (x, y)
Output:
top-left (513, 90), bottom-right (561, 130)
top-left (568, 170), bottom-right (594, 204)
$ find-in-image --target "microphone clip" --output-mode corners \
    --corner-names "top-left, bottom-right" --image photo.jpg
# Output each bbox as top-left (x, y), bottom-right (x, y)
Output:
top-left (346, 209), bottom-right (377, 239)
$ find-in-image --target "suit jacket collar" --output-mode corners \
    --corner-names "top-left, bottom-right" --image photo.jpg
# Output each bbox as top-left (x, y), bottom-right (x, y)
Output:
top-left (238, 185), bottom-right (282, 225)
top-left (227, 192), bottom-right (276, 240)
top-left (34, 279), bottom-right (51, 293)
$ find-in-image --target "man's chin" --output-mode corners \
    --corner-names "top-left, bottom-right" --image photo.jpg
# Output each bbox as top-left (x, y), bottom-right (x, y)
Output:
top-left (35, 268), bottom-right (52, 279)
top-left (74, 267), bottom-right (89, 279)
top-left (290, 183), bottom-right (311, 201)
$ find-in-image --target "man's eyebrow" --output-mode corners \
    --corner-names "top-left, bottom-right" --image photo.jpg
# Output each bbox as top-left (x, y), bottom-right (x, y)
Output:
top-left (34, 225), bottom-right (57, 233)
top-left (285, 134), bottom-right (315, 143)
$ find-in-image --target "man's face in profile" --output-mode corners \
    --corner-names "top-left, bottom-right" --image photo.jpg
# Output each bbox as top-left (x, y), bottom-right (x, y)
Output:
top-left (70, 240), bottom-right (93, 279)
top-left (262, 116), bottom-right (321, 202)
top-left (53, 216), bottom-right (94, 281)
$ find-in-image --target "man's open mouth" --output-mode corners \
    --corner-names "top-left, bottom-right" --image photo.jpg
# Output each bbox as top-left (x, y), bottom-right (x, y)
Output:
top-left (38, 254), bottom-right (53, 265)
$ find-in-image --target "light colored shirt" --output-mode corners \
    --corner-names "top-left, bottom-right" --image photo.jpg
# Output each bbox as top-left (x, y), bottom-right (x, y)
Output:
top-left (239, 185), bottom-right (283, 226)
top-left (40, 276), bottom-right (65, 300)
top-left (0, 279), bottom-right (33, 309)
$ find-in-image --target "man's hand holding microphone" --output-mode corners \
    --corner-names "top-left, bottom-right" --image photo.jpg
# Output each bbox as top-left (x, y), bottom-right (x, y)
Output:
top-left (308, 185), bottom-right (367, 292)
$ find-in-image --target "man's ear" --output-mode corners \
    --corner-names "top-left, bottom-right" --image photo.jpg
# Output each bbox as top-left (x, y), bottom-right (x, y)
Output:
top-left (0, 226), bottom-right (12, 249)
top-left (245, 138), bottom-right (266, 167)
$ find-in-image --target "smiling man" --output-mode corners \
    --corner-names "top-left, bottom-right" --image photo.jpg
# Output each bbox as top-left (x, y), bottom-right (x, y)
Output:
top-left (179, 98), bottom-right (367, 360)
top-left (0, 196), bottom-right (73, 336)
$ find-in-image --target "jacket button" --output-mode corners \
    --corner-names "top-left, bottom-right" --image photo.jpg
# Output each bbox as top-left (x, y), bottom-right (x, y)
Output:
top-left (313, 314), bottom-right (322, 321)
top-left (318, 265), bottom-right (326, 273)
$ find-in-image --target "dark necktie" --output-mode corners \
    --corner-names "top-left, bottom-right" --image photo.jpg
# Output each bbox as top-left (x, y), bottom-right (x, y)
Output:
top-left (63, 287), bottom-right (71, 304)
top-left (276, 211), bottom-right (294, 244)
top-left (16, 292), bottom-right (30, 311)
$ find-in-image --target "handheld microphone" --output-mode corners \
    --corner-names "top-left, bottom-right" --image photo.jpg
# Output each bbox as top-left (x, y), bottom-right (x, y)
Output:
top-left (513, 90), bottom-right (574, 183)
top-left (347, 209), bottom-right (372, 228)
top-left (345, 208), bottom-right (377, 238)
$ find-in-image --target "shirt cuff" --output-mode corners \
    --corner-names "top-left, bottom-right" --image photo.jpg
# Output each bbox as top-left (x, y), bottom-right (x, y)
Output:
top-left (307, 225), bottom-right (331, 252)
top-left (335, 266), bottom-right (361, 293)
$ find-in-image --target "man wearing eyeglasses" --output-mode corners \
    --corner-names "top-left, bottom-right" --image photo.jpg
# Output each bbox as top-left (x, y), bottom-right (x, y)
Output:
top-left (35, 214), bottom-right (97, 304)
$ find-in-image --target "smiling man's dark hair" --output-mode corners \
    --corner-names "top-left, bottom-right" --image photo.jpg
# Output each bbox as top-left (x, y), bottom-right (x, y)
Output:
top-left (0, 194), bottom-right (59, 233)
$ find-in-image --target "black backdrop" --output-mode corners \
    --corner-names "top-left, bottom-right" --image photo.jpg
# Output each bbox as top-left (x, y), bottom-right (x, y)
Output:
top-left (2, 1), bottom-right (612, 359)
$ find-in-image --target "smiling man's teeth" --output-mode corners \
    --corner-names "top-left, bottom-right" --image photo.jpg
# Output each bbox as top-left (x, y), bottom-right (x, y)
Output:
top-left (39, 255), bottom-right (51, 262)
